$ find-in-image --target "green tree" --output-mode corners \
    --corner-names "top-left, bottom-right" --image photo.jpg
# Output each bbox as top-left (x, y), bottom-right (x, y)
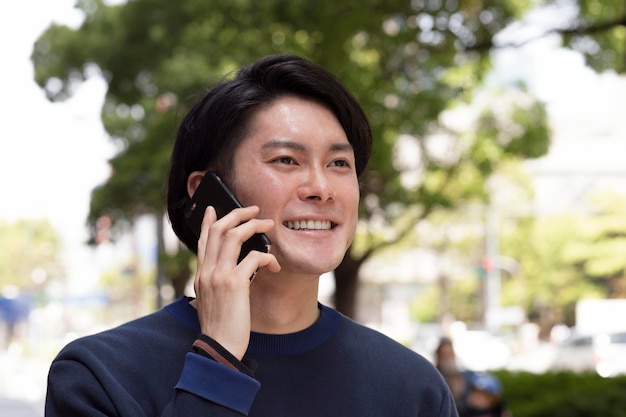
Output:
top-left (501, 213), bottom-right (601, 330)
top-left (498, 189), bottom-right (626, 331)
top-left (408, 205), bottom-right (487, 324)
top-left (37, 0), bottom-right (626, 315)
top-left (562, 190), bottom-right (626, 298)
top-left (0, 219), bottom-right (61, 292)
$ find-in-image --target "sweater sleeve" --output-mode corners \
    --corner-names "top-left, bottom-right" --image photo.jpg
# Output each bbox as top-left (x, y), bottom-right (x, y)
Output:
top-left (45, 349), bottom-right (261, 416)
top-left (174, 352), bottom-right (260, 414)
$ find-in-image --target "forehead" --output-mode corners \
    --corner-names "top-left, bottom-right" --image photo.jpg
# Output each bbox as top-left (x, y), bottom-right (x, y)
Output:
top-left (257, 95), bottom-right (336, 122)
top-left (243, 95), bottom-right (351, 148)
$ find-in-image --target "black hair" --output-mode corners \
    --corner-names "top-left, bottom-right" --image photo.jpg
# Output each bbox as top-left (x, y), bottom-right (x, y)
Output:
top-left (167, 54), bottom-right (372, 254)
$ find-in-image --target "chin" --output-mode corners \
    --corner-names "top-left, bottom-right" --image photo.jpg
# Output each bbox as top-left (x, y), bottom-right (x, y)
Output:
top-left (280, 252), bottom-right (343, 277)
top-left (313, 256), bottom-right (345, 276)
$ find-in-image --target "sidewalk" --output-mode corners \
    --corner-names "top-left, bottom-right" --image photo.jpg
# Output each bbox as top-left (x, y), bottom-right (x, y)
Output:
top-left (0, 396), bottom-right (43, 417)
top-left (0, 346), bottom-right (48, 417)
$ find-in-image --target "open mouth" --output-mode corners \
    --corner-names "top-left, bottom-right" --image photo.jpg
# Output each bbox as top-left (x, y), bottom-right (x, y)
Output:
top-left (283, 220), bottom-right (333, 230)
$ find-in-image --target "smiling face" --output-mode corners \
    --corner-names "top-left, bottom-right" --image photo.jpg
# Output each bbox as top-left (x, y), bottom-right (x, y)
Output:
top-left (229, 95), bottom-right (360, 278)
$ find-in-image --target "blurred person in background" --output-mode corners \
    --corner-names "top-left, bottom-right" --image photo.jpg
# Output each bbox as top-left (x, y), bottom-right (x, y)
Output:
top-left (435, 337), bottom-right (474, 414)
top-left (435, 338), bottom-right (511, 417)
top-left (44, 54), bottom-right (458, 417)
top-left (463, 373), bottom-right (511, 417)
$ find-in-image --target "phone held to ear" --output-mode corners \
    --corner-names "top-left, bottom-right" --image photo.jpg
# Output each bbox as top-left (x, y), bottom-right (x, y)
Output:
top-left (184, 171), bottom-right (271, 263)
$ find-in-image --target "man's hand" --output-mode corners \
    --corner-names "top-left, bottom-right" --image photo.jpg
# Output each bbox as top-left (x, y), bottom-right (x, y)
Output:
top-left (193, 205), bottom-right (280, 360)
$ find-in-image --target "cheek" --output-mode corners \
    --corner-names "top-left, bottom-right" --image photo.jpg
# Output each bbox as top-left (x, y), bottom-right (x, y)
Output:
top-left (343, 182), bottom-right (360, 229)
top-left (345, 178), bottom-right (360, 209)
top-left (234, 173), bottom-right (285, 214)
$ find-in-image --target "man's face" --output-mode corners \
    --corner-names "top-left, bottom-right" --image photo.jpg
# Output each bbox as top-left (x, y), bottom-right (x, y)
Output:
top-left (230, 95), bottom-right (359, 278)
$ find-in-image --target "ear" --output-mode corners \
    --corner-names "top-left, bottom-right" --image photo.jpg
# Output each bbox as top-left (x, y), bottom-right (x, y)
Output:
top-left (187, 171), bottom-right (206, 198)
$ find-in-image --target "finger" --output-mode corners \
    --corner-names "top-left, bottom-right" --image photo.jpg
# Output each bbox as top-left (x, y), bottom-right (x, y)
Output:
top-left (217, 216), bottom-right (274, 267)
top-left (198, 206), bottom-right (217, 265)
top-left (198, 206), bottom-right (274, 286)
top-left (203, 206), bottom-right (261, 263)
top-left (204, 205), bottom-right (264, 259)
top-left (195, 206), bottom-right (217, 291)
top-left (208, 224), bottom-right (270, 285)
top-left (237, 251), bottom-right (281, 277)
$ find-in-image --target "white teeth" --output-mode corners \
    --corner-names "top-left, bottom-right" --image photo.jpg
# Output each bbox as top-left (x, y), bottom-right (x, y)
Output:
top-left (285, 220), bottom-right (332, 230)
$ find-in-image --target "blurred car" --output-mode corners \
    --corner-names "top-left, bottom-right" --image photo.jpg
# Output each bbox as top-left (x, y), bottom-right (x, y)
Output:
top-left (453, 330), bottom-right (512, 371)
top-left (550, 332), bottom-right (626, 377)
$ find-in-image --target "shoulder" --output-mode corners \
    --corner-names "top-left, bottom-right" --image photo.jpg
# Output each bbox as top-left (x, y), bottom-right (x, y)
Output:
top-left (324, 308), bottom-right (456, 414)
top-left (46, 299), bottom-right (200, 413)
top-left (55, 298), bottom-right (195, 363)
top-left (329, 307), bottom-right (438, 371)
top-left (331, 308), bottom-right (413, 351)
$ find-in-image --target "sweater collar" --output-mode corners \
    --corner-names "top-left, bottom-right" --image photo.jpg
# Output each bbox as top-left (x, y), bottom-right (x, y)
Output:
top-left (247, 304), bottom-right (339, 356)
top-left (165, 296), bottom-right (340, 356)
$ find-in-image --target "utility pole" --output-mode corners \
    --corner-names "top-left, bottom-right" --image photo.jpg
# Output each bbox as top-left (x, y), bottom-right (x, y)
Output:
top-left (484, 205), bottom-right (501, 331)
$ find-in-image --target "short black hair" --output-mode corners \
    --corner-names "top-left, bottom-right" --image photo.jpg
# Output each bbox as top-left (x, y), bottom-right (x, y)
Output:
top-left (167, 54), bottom-right (372, 254)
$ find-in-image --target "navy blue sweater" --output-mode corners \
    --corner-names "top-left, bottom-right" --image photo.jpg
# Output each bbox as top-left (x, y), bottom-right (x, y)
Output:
top-left (45, 297), bottom-right (457, 416)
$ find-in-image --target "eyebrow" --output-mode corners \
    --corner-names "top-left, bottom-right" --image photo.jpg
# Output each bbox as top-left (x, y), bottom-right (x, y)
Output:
top-left (261, 139), bottom-right (353, 153)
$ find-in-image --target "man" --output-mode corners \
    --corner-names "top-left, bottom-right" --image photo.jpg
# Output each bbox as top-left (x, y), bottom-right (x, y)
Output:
top-left (45, 54), bottom-right (458, 416)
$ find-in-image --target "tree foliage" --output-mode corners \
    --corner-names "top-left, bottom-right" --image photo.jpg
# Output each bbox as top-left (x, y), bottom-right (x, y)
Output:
top-left (562, 191), bottom-right (626, 298)
top-left (0, 219), bottom-right (61, 292)
top-left (499, 189), bottom-right (626, 329)
top-left (562, 0), bottom-right (626, 73)
top-left (30, 0), bottom-right (626, 316)
top-left (496, 371), bottom-right (626, 417)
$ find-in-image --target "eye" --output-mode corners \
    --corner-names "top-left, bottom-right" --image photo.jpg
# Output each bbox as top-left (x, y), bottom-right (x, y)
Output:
top-left (329, 159), bottom-right (352, 169)
top-left (272, 156), bottom-right (297, 165)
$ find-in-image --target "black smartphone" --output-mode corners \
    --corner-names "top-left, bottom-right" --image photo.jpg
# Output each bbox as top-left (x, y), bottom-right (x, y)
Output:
top-left (184, 171), bottom-right (271, 263)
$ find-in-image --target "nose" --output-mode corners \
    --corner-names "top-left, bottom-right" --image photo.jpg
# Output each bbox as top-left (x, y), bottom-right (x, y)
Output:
top-left (297, 167), bottom-right (336, 202)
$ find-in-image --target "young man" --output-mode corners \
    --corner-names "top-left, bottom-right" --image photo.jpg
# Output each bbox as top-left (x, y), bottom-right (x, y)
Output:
top-left (45, 54), bottom-right (458, 416)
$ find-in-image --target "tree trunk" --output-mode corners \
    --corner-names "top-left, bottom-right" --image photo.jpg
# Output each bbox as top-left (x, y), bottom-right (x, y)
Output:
top-left (155, 214), bottom-right (167, 309)
top-left (333, 250), bottom-right (367, 319)
top-left (171, 262), bottom-right (191, 299)
top-left (156, 213), bottom-right (192, 307)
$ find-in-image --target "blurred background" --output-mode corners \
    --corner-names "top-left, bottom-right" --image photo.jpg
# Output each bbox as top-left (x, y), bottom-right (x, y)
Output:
top-left (2, 0), bottom-right (626, 416)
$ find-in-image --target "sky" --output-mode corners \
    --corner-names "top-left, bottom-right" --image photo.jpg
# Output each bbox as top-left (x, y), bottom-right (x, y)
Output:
top-left (1, 0), bottom-right (114, 230)
top-left (1, 1), bottom-right (625, 293)
top-left (1, 0), bottom-right (117, 293)
top-left (494, 41), bottom-right (626, 214)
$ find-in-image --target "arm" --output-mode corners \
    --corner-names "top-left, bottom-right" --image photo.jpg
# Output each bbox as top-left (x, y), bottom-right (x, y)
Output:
top-left (45, 347), bottom-right (260, 417)
top-left (173, 352), bottom-right (260, 415)
top-left (45, 207), bottom-right (278, 417)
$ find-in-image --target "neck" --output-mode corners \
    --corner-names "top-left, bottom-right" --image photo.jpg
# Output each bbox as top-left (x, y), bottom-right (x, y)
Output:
top-left (249, 271), bottom-right (320, 334)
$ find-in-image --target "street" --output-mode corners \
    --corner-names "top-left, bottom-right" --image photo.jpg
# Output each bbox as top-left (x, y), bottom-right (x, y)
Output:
top-left (0, 396), bottom-right (42, 417)
top-left (0, 348), bottom-right (47, 417)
